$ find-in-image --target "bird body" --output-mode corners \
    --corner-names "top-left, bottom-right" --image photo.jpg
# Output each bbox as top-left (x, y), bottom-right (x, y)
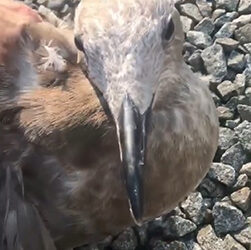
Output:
top-left (0, 1), bottom-right (218, 249)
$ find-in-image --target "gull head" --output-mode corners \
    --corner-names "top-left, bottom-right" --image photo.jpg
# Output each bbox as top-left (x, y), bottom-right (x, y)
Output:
top-left (74, 0), bottom-right (184, 224)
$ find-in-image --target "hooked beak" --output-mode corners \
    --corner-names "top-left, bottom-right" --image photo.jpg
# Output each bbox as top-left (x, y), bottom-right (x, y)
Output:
top-left (117, 93), bottom-right (151, 225)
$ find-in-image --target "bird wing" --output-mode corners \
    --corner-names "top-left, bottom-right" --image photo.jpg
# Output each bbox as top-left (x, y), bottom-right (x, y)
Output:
top-left (0, 14), bottom-right (107, 145)
top-left (0, 13), bottom-right (107, 250)
top-left (0, 138), bottom-right (57, 250)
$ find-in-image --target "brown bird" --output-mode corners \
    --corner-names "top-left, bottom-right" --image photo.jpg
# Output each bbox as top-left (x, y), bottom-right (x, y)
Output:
top-left (0, 1), bottom-right (219, 249)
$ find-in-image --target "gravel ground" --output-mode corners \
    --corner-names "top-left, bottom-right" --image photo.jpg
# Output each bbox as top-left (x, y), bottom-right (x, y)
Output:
top-left (20, 0), bottom-right (251, 249)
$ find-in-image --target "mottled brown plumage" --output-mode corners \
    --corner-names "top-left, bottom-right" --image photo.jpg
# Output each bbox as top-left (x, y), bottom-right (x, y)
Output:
top-left (0, 1), bottom-right (218, 249)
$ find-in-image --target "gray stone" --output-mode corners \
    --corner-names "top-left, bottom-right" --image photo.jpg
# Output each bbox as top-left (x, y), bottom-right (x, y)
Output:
top-left (233, 217), bottom-right (251, 247)
top-left (234, 74), bottom-right (246, 95)
top-left (237, 94), bottom-right (248, 105)
top-left (241, 94), bottom-right (251, 104)
top-left (218, 127), bottom-right (238, 153)
top-left (212, 9), bottom-right (226, 21)
top-left (172, 206), bottom-right (186, 218)
top-left (240, 94), bottom-right (251, 105)
top-left (233, 174), bottom-right (248, 190)
top-left (227, 51), bottom-right (246, 71)
top-left (230, 187), bottom-right (251, 211)
top-left (225, 118), bottom-right (241, 129)
top-left (163, 216), bottom-right (197, 237)
top-left (198, 178), bottom-right (217, 196)
top-left (225, 69), bottom-right (237, 82)
top-left (212, 202), bottom-right (246, 235)
top-left (147, 217), bottom-right (165, 235)
top-left (221, 143), bottom-right (247, 171)
top-left (237, 104), bottom-right (251, 122)
top-left (151, 240), bottom-right (170, 250)
top-left (37, 0), bottom-right (47, 4)
top-left (180, 16), bottom-right (193, 33)
top-left (47, 0), bottom-right (65, 11)
top-left (179, 3), bottom-right (203, 22)
top-left (167, 241), bottom-right (188, 250)
top-left (214, 0), bottom-right (240, 11)
top-left (245, 54), bottom-right (251, 65)
top-left (215, 38), bottom-right (239, 52)
top-left (194, 17), bottom-right (214, 35)
top-left (211, 92), bottom-right (221, 106)
top-left (245, 87), bottom-right (251, 99)
top-left (151, 240), bottom-right (188, 250)
top-left (214, 12), bottom-right (238, 27)
top-left (208, 163), bottom-right (236, 187)
top-left (185, 240), bottom-right (202, 250)
top-left (184, 52), bottom-right (192, 64)
top-left (186, 31), bottom-right (212, 49)
top-left (236, 75), bottom-right (248, 92)
top-left (198, 178), bottom-right (226, 198)
top-left (238, 0), bottom-right (251, 14)
top-left (180, 192), bottom-right (206, 225)
top-left (238, 44), bottom-right (249, 54)
top-left (223, 235), bottom-right (246, 250)
top-left (246, 54), bottom-right (251, 67)
top-left (236, 95), bottom-right (248, 105)
top-left (201, 44), bottom-right (227, 83)
top-left (175, 0), bottom-right (192, 4)
top-left (239, 95), bottom-right (251, 106)
top-left (235, 24), bottom-right (251, 44)
top-left (221, 195), bottom-right (234, 204)
top-left (197, 225), bottom-right (225, 250)
top-left (215, 23), bottom-right (237, 39)
top-left (240, 162), bottom-right (251, 177)
top-left (225, 96), bottom-right (239, 111)
top-left (183, 42), bottom-right (197, 54)
top-left (111, 228), bottom-right (137, 250)
top-left (188, 50), bottom-right (203, 71)
top-left (217, 81), bottom-right (238, 101)
top-left (60, 4), bottom-right (70, 15)
top-left (243, 43), bottom-right (251, 54)
top-left (235, 121), bottom-right (251, 153)
top-left (217, 106), bottom-right (234, 122)
top-left (238, 95), bottom-right (250, 106)
top-left (196, 0), bottom-right (212, 17)
top-left (244, 67), bottom-right (251, 87)
top-left (24, 0), bottom-right (34, 6)
top-left (233, 14), bottom-right (251, 27)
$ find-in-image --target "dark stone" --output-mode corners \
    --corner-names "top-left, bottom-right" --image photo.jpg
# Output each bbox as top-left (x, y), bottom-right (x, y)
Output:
top-left (212, 202), bottom-right (246, 235)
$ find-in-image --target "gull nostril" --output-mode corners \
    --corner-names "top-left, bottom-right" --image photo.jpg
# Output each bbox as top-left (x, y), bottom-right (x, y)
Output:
top-left (74, 35), bottom-right (84, 52)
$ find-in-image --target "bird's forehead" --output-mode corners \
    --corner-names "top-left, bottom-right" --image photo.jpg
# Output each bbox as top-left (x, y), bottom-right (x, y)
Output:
top-left (75, 0), bottom-right (175, 37)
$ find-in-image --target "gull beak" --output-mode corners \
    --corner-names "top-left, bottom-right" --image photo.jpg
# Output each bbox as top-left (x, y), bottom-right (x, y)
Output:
top-left (117, 93), bottom-right (152, 225)
top-left (73, 33), bottom-right (153, 224)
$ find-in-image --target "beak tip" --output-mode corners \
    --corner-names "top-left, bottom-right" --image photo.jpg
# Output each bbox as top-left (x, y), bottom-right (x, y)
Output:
top-left (129, 201), bottom-right (144, 226)
top-left (126, 181), bottom-right (144, 225)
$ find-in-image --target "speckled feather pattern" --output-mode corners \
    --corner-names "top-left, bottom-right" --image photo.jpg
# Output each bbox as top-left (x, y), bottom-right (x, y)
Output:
top-left (75, 0), bottom-right (178, 116)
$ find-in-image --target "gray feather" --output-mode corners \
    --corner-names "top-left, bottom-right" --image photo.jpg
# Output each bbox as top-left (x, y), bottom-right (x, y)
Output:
top-left (0, 148), bottom-right (56, 250)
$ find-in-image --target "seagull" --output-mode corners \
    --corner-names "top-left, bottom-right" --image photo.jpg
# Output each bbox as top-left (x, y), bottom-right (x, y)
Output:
top-left (0, 0), bottom-right (218, 249)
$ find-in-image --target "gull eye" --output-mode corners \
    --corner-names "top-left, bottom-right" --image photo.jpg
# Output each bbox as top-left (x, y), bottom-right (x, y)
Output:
top-left (162, 17), bottom-right (175, 41)
top-left (74, 35), bottom-right (84, 52)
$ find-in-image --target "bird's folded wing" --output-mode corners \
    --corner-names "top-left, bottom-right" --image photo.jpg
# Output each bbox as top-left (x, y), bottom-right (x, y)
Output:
top-left (0, 13), bottom-right (108, 249)
top-left (0, 161), bottom-right (57, 250)
top-left (0, 15), bottom-right (107, 146)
